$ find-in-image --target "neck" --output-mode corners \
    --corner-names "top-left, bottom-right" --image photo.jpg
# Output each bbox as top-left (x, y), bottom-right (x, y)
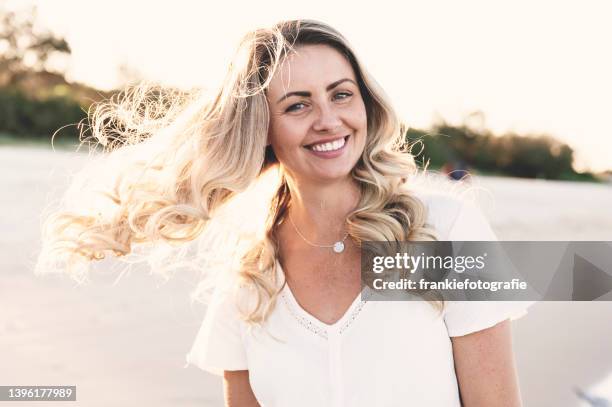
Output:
top-left (284, 174), bottom-right (360, 242)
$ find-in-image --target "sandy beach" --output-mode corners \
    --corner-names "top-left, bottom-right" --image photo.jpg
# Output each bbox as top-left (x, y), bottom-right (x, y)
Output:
top-left (1, 145), bottom-right (611, 406)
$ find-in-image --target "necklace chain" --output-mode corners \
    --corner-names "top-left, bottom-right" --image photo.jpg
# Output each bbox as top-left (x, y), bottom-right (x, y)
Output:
top-left (287, 213), bottom-right (349, 249)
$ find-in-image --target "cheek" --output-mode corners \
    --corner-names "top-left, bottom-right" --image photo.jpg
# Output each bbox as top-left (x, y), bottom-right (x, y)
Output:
top-left (269, 120), bottom-right (304, 154)
top-left (349, 98), bottom-right (368, 129)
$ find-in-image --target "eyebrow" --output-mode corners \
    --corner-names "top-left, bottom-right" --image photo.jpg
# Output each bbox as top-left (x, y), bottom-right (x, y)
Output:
top-left (276, 78), bottom-right (357, 104)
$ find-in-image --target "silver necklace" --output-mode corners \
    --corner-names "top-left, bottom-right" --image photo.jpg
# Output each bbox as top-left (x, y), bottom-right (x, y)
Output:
top-left (287, 214), bottom-right (349, 254)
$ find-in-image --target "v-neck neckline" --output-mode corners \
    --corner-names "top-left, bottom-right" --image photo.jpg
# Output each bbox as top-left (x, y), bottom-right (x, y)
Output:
top-left (275, 260), bottom-right (370, 336)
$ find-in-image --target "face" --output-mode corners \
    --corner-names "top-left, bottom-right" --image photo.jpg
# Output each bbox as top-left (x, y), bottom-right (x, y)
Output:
top-left (265, 44), bottom-right (368, 184)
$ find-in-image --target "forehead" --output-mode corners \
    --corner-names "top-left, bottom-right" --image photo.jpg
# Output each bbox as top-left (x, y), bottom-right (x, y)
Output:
top-left (267, 44), bottom-right (356, 95)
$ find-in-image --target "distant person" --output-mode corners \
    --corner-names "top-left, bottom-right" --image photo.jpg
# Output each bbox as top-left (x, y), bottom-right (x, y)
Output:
top-left (38, 20), bottom-right (530, 406)
top-left (449, 159), bottom-right (472, 181)
top-left (443, 159), bottom-right (472, 182)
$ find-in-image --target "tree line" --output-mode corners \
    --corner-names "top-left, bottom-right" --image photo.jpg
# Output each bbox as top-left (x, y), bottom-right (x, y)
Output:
top-left (405, 121), bottom-right (594, 181)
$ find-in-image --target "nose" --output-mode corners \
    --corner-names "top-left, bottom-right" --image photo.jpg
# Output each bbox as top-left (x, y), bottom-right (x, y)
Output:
top-left (312, 103), bottom-right (343, 133)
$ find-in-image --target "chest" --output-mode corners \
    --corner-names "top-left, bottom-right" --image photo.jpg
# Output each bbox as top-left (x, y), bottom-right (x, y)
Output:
top-left (279, 246), bottom-right (362, 326)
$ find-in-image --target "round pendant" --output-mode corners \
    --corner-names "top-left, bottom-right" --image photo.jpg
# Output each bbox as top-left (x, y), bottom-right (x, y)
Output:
top-left (333, 241), bottom-right (345, 253)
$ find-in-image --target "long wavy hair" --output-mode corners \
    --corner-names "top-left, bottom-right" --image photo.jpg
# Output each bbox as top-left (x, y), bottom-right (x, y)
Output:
top-left (36, 19), bottom-right (440, 324)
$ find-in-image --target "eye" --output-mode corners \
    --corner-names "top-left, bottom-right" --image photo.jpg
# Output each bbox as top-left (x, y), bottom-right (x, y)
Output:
top-left (285, 102), bottom-right (307, 113)
top-left (333, 91), bottom-right (353, 101)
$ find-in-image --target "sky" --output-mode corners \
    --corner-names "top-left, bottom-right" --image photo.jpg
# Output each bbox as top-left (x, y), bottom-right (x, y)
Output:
top-left (6, 0), bottom-right (612, 172)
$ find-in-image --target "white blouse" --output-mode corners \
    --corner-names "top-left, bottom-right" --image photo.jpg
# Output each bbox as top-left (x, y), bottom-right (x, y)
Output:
top-left (185, 191), bottom-right (533, 406)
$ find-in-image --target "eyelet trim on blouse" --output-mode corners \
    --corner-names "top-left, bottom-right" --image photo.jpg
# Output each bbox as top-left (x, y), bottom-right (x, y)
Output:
top-left (280, 287), bottom-right (373, 340)
top-left (281, 291), bottom-right (329, 340)
top-left (339, 288), bottom-right (373, 335)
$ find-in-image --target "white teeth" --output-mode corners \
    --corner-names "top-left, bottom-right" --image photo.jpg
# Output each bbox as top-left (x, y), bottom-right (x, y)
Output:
top-left (310, 137), bottom-right (346, 152)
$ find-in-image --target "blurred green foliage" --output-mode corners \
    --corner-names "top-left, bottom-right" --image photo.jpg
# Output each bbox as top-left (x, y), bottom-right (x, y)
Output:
top-left (406, 123), bottom-right (597, 181)
top-left (0, 4), bottom-right (96, 144)
top-left (0, 85), bottom-right (86, 141)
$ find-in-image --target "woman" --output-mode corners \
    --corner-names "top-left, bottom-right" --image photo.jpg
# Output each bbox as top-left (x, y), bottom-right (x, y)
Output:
top-left (38, 20), bottom-right (530, 406)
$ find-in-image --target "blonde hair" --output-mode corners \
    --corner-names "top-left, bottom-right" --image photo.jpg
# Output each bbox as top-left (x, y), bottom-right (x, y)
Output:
top-left (36, 19), bottom-right (440, 323)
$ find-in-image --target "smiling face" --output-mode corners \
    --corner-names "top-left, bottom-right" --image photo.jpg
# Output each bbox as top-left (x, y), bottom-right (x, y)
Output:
top-left (265, 44), bottom-right (368, 185)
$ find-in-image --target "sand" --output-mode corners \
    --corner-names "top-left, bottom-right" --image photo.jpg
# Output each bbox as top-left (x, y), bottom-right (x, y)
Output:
top-left (1, 145), bottom-right (611, 407)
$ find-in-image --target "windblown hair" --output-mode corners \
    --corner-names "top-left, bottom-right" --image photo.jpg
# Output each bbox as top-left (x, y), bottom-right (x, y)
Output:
top-left (36, 19), bottom-right (440, 324)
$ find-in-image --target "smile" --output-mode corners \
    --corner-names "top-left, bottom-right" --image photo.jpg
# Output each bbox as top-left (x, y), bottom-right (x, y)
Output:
top-left (306, 135), bottom-right (349, 152)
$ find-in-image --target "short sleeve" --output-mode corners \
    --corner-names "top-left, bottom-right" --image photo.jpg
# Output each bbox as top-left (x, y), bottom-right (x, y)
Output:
top-left (443, 300), bottom-right (532, 337)
top-left (184, 284), bottom-right (248, 375)
top-left (443, 199), bottom-right (535, 337)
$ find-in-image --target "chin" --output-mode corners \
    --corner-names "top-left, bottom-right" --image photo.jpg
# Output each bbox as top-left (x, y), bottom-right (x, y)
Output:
top-left (311, 164), bottom-right (356, 183)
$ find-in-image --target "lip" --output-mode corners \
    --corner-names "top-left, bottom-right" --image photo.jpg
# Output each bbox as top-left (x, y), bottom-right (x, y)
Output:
top-left (304, 135), bottom-right (350, 159)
